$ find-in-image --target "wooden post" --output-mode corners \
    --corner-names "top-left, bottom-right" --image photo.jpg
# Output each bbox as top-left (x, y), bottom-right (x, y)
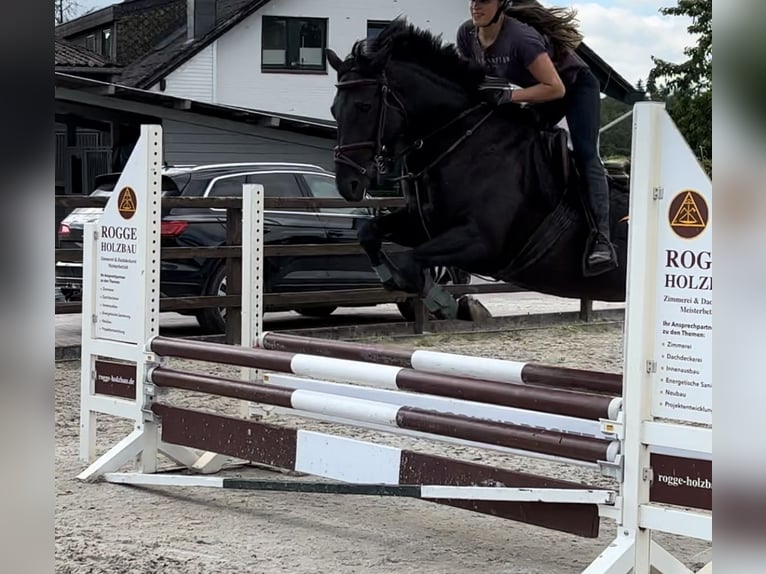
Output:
top-left (579, 298), bottom-right (593, 322)
top-left (225, 207), bottom-right (243, 345)
top-left (413, 297), bottom-right (428, 335)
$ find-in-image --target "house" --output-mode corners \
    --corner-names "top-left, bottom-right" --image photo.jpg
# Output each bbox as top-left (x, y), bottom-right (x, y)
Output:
top-left (55, 0), bottom-right (641, 200)
top-left (58, 0), bottom-right (642, 121)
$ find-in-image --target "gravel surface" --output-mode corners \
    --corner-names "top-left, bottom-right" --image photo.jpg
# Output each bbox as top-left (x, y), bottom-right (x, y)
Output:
top-left (56, 322), bottom-right (711, 573)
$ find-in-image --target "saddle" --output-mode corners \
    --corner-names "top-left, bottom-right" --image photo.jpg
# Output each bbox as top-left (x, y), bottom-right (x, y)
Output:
top-left (496, 124), bottom-right (594, 280)
top-left (538, 126), bottom-right (573, 208)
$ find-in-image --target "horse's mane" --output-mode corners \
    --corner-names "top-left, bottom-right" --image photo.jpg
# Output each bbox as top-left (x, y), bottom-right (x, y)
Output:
top-left (348, 18), bottom-right (485, 91)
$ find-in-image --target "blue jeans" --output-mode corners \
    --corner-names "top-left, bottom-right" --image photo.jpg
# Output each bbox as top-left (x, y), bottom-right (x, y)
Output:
top-left (537, 68), bottom-right (611, 242)
top-left (537, 67), bottom-right (603, 179)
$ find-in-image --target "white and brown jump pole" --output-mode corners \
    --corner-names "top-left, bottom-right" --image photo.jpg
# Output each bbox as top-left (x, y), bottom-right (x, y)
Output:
top-left (142, 359), bottom-right (615, 538)
top-left (150, 336), bottom-right (622, 423)
top-left (149, 365), bottom-right (619, 465)
top-left (257, 331), bottom-right (623, 395)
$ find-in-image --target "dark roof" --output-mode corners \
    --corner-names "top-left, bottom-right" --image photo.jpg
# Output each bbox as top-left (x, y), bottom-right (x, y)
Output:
top-left (55, 39), bottom-right (118, 69)
top-left (118, 0), bottom-right (272, 89)
top-left (116, 27), bottom-right (188, 87)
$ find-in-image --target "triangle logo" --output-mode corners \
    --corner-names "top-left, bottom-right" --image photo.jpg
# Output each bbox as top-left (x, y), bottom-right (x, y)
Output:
top-left (668, 190), bottom-right (709, 239)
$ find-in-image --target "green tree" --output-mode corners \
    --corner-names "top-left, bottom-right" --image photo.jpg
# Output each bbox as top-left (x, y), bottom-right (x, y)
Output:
top-left (645, 0), bottom-right (712, 174)
top-left (599, 96), bottom-right (633, 160)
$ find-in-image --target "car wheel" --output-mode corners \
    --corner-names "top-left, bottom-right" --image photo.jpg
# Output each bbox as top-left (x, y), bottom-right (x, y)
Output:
top-left (195, 264), bottom-right (227, 333)
top-left (396, 266), bottom-right (471, 321)
top-left (294, 306), bottom-right (338, 318)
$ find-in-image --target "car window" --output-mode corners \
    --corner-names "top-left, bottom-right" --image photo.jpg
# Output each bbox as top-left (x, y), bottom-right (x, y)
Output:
top-left (246, 173), bottom-right (303, 198)
top-left (207, 175), bottom-right (248, 197)
top-left (302, 173), bottom-right (362, 214)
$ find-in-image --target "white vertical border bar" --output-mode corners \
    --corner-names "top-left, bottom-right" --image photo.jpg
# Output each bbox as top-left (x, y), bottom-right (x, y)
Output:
top-left (242, 184), bottom-right (264, 416)
top-left (79, 220), bottom-right (98, 463)
top-left (621, 101), bottom-right (666, 573)
top-left (138, 124), bottom-right (163, 474)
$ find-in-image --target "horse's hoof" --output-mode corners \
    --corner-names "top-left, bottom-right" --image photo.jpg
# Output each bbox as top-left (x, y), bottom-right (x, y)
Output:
top-left (423, 284), bottom-right (459, 320)
top-left (457, 296), bottom-right (493, 322)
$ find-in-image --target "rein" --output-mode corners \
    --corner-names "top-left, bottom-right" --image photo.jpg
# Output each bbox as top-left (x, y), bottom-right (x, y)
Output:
top-left (392, 105), bottom-right (494, 183)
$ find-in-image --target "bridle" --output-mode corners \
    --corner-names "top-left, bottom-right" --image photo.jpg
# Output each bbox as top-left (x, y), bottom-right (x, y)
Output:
top-left (332, 66), bottom-right (496, 242)
top-left (333, 69), bottom-right (494, 184)
top-left (332, 71), bottom-right (408, 179)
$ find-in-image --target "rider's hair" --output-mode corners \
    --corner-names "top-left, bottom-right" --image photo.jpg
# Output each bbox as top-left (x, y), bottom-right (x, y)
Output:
top-left (504, 1), bottom-right (584, 63)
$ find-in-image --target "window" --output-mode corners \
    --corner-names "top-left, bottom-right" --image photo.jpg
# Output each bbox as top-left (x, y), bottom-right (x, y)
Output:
top-left (246, 173), bottom-right (302, 198)
top-left (101, 28), bottom-right (112, 59)
top-left (207, 173), bottom-right (302, 199)
top-left (262, 16), bottom-right (328, 72)
top-left (367, 21), bottom-right (391, 40)
top-left (207, 175), bottom-right (247, 197)
top-left (303, 174), bottom-right (365, 215)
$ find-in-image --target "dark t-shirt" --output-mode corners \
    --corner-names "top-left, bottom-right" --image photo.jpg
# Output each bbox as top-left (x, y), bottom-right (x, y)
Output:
top-left (456, 16), bottom-right (588, 88)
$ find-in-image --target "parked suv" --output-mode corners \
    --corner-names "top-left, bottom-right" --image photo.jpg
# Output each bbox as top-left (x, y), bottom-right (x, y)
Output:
top-left (56, 162), bottom-right (469, 332)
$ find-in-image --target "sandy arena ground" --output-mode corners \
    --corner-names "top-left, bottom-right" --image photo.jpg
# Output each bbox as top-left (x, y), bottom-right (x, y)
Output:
top-left (55, 321), bottom-right (711, 573)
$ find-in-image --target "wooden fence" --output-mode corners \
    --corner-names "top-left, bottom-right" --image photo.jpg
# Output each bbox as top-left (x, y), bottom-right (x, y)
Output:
top-left (54, 194), bottom-right (594, 343)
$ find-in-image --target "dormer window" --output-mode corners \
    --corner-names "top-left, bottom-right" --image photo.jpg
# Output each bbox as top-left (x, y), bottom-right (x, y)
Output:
top-left (82, 27), bottom-right (112, 59)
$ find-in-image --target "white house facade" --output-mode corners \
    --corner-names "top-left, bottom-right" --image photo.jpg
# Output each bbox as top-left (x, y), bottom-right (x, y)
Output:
top-left (150, 0), bottom-right (473, 121)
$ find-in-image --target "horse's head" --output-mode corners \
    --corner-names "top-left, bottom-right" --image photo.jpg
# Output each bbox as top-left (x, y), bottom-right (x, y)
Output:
top-left (327, 19), bottom-right (486, 201)
top-left (326, 44), bottom-right (407, 201)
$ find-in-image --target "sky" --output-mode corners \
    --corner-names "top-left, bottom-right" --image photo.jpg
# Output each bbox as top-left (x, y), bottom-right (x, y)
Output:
top-left (72, 0), bottom-right (695, 87)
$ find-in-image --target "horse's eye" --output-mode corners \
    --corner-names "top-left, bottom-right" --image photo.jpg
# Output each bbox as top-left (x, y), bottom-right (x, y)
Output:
top-left (355, 102), bottom-right (372, 112)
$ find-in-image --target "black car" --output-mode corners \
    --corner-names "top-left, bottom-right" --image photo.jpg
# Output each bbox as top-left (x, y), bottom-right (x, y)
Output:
top-left (56, 162), bottom-right (469, 332)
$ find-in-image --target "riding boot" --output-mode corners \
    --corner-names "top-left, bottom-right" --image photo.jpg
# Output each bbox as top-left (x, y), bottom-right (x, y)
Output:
top-left (582, 162), bottom-right (618, 277)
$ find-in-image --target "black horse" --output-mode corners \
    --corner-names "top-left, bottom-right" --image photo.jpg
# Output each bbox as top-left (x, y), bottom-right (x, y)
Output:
top-left (326, 19), bottom-right (630, 319)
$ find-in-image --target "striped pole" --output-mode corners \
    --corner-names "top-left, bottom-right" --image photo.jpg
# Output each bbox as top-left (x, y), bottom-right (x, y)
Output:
top-left (257, 332), bottom-right (623, 395)
top-left (150, 336), bottom-right (621, 421)
top-left (150, 368), bottom-right (618, 464)
top-left (147, 403), bottom-right (605, 538)
top-left (263, 372), bottom-right (607, 439)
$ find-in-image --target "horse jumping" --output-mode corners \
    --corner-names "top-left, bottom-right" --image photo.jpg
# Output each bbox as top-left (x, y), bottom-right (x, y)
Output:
top-left (326, 19), bottom-right (630, 319)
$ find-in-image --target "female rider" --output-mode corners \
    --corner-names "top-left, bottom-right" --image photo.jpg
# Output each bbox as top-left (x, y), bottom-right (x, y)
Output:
top-left (456, 0), bottom-right (617, 277)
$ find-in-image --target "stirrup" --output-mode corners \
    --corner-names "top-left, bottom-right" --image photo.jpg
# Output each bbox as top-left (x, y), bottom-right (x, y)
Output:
top-left (582, 232), bottom-right (617, 278)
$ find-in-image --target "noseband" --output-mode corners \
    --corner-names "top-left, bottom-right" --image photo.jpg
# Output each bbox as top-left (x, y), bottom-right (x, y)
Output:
top-left (333, 72), bottom-right (408, 178)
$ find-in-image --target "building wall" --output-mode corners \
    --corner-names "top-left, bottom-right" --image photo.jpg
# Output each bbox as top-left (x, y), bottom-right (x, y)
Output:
top-left (158, 0), bottom-right (470, 121)
top-left (161, 119), bottom-right (335, 170)
top-left (159, 45), bottom-right (217, 103)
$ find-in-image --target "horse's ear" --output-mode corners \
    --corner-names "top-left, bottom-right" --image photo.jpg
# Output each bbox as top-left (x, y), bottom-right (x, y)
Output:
top-left (326, 48), bottom-right (343, 72)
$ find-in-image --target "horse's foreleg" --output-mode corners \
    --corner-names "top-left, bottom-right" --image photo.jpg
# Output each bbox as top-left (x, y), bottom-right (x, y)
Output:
top-left (411, 224), bottom-right (495, 322)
